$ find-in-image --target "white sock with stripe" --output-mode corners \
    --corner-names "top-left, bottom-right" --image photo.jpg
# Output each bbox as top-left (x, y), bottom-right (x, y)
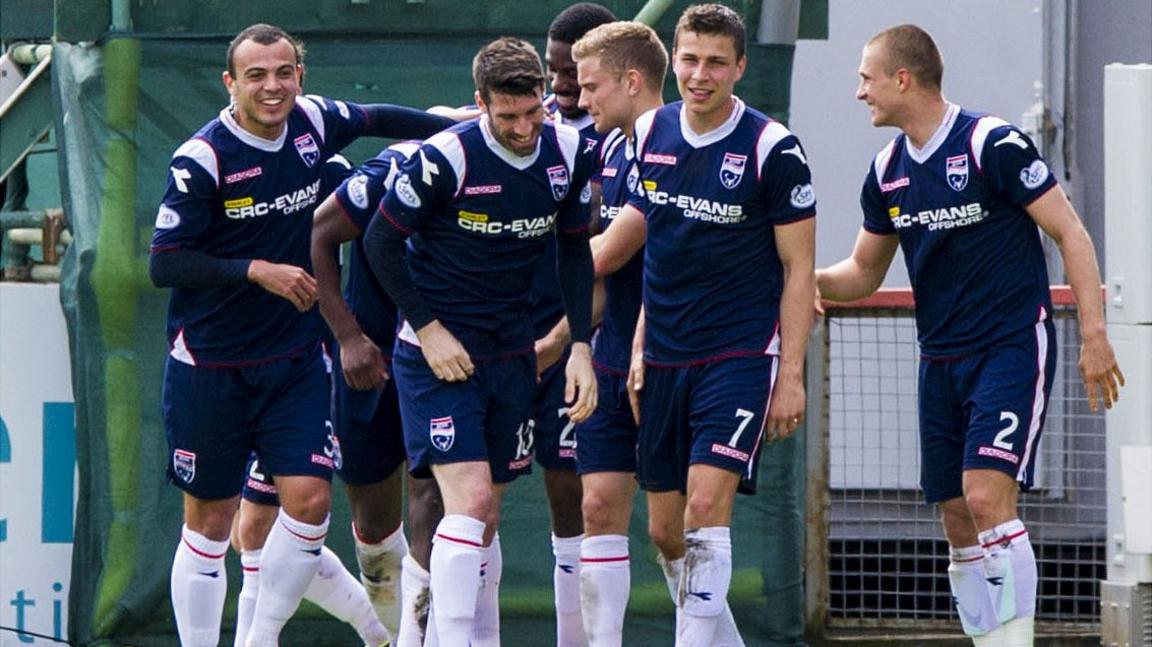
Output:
top-left (948, 544), bottom-right (999, 636)
top-left (429, 514), bottom-right (485, 646)
top-left (676, 527), bottom-right (733, 647)
top-left (396, 554), bottom-right (431, 647)
top-left (579, 534), bottom-right (630, 647)
top-left (354, 522), bottom-right (408, 636)
top-left (244, 510), bottom-right (328, 647)
top-left (974, 520), bottom-right (1036, 646)
top-left (233, 549), bottom-right (261, 647)
top-left (171, 525), bottom-right (229, 647)
top-left (305, 545), bottom-right (392, 646)
top-left (473, 532), bottom-right (503, 646)
top-left (553, 533), bottom-right (586, 647)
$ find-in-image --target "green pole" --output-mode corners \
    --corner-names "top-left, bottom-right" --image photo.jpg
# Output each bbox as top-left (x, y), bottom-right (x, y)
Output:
top-left (88, 33), bottom-right (146, 637)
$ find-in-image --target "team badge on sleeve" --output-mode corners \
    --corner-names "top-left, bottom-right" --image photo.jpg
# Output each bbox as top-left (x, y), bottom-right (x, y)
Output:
top-left (155, 205), bottom-right (181, 229)
top-left (294, 133), bottom-right (321, 168)
top-left (173, 449), bottom-right (196, 483)
top-left (547, 165), bottom-right (570, 201)
top-left (719, 152), bottom-right (747, 189)
top-left (395, 173), bottom-right (422, 208)
top-left (946, 154), bottom-right (969, 191)
top-left (430, 416), bottom-right (455, 451)
top-left (790, 183), bottom-right (816, 209)
top-left (347, 174), bottom-right (370, 210)
top-left (1020, 160), bottom-right (1049, 190)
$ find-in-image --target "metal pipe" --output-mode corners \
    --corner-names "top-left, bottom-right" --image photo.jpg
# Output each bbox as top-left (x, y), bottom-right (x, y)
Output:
top-left (7, 43), bottom-right (52, 65)
top-left (633, 0), bottom-right (676, 27)
top-left (110, 0), bottom-right (132, 32)
top-left (758, 0), bottom-right (802, 46)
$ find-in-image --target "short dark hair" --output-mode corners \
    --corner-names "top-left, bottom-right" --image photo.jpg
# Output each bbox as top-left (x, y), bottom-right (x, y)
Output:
top-left (674, 3), bottom-right (746, 59)
top-left (867, 24), bottom-right (944, 90)
top-left (573, 21), bottom-right (669, 91)
top-left (548, 3), bottom-right (618, 45)
top-left (473, 37), bottom-right (547, 104)
top-left (227, 23), bottom-right (305, 77)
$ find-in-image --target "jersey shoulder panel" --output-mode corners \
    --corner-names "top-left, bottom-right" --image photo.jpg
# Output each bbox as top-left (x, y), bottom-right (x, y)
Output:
top-left (171, 137), bottom-right (220, 187)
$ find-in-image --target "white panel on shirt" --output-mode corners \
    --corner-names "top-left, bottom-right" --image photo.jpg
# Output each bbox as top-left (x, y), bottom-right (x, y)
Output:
top-left (871, 138), bottom-right (898, 191)
top-left (172, 138), bottom-right (220, 188)
top-left (754, 120), bottom-right (794, 180)
top-left (295, 95), bottom-right (327, 144)
top-left (632, 108), bottom-right (659, 160)
top-left (424, 130), bottom-right (468, 196)
top-left (553, 121), bottom-right (582, 176)
top-left (970, 115), bottom-right (1013, 171)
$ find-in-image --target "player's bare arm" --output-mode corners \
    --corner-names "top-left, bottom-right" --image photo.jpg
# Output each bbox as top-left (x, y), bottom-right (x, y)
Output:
top-left (768, 217), bottom-right (816, 440)
top-left (564, 341), bottom-right (597, 423)
top-left (312, 193), bottom-right (388, 390)
top-left (592, 204), bottom-right (646, 277)
top-left (626, 306), bottom-right (646, 425)
top-left (246, 259), bottom-right (317, 313)
top-left (816, 228), bottom-right (899, 304)
top-left (536, 278), bottom-right (606, 375)
top-left (1025, 184), bottom-right (1125, 411)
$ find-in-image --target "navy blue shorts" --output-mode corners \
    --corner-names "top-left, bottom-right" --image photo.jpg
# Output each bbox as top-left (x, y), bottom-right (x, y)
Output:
top-left (392, 340), bottom-right (535, 484)
top-left (637, 353), bottom-right (777, 495)
top-left (919, 320), bottom-right (1057, 503)
top-left (532, 350), bottom-right (577, 471)
top-left (242, 454), bottom-right (280, 506)
top-left (163, 344), bottom-right (334, 500)
top-left (575, 366), bottom-right (638, 475)
top-left (331, 351), bottom-right (406, 486)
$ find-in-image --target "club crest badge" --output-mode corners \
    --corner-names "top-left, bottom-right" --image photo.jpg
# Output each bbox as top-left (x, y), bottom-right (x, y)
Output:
top-left (173, 449), bottom-right (196, 483)
top-left (430, 416), bottom-right (455, 452)
top-left (547, 165), bottom-right (570, 201)
top-left (719, 152), bottom-right (747, 189)
top-left (945, 154), bottom-right (969, 192)
top-left (294, 133), bottom-right (321, 168)
top-left (626, 164), bottom-right (640, 195)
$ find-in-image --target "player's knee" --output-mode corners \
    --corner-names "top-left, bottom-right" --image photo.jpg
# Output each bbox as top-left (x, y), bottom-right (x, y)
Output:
top-left (648, 519), bottom-right (683, 557)
top-left (282, 488), bottom-right (332, 525)
top-left (581, 489), bottom-right (619, 534)
top-left (684, 491), bottom-right (725, 527)
top-left (963, 488), bottom-right (1013, 529)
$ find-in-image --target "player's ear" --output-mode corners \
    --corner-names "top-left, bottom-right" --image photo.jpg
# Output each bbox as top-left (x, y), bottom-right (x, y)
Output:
top-left (474, 90), bottom-right (486, 112)
top-left (626, 69), bottom-right (643, 96)
top-left (222, 70), bottom-right (236, 96)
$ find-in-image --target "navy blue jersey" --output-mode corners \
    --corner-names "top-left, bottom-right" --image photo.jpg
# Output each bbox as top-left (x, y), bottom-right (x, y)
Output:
top-left (629, 99), bottom-right (817, 365)
top-left (530, 97), bottom-right (604, 339)
top-left (592, 128), bottom-right (644, 373)
top-left (331, 142), bottom-right (421, 357)
top-left (152, 95), bottom-right (373, 365)
top-left (379, 118), bottom-right (595, 358)
top-left (860, 105), bottom-right (1056, 357)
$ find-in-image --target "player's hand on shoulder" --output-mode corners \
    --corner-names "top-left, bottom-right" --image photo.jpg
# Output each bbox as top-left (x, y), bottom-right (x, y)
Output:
top-left (415, 320), bottom-right (475, 382)
top-left (564, 342), bottom-right (597, 423)
top-left (766, 369), bottom-right (806, 441)
top-left (1079, 329), bottom-right (1125, 412)
top-left (340, 333), bottom-right (389, 391)
top-left (247, 260), bottom-right (317, 312)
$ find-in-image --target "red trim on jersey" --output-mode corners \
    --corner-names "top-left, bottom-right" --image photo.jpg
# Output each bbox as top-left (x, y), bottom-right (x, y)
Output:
top-left (378, 206), bottom-right (414, 236)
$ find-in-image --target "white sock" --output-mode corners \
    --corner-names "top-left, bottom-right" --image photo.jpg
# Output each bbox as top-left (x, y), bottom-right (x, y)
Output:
top-left (304, 545), bottom-right (392, 646)
top-left (355, 522), bottom-right (408, 636)
top-left (579, 534), bottom-right (630, 647)
top-left (234, 550), bottom-right (261, 647)
top-left (429, 514), bottom-right (485, 645)
top-left (396, 554), bottom-right (431, 647)
top-left (948, 544), bottom-right (999, 636)
top-left (171, 525), bottom-right (229, 647)
top-left (979, 520), bottom-right (1037, 623)
top-left (472, 532), bottom-right (503, 646)
top-left (552, 533), bottom-right (585, 647)
top-left (676, 527), bottom-right (733, 647)
top-left (244, 510), bottom-right (329, 647)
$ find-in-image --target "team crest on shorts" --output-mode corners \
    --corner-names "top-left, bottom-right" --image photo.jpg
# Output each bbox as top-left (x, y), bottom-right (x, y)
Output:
top-left (945, 154), bottom-right (969, 192)
top-left (294, 133), bottom-right (321, 168)
top-left (547, 165), bottom-right (570, 201)
top-left (325, 421), bottom-right (344, 470)
top-left (430, 416), bottom-right (455, 452)
top-left (173, 449), bottom-right (196, 483)
top-left (719, 152), bottom-right (747, 189)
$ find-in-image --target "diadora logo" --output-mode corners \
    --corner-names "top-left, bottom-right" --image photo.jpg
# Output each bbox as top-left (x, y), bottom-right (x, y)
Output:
top-left (294, 133), bottom-right (321, 168)
top-left (547, 165), bottom-right (570, 201)
top-left (224, 166), bottom-right (263, 184)
top-left (945, 154), bottom-right (969, 192)
top-left (880, 177), bottom-right (910, 193)
top-left (430, 416), bottom-right (455, 452)
top-left (994, 130), bottom-right (1029, 150)
top-left (464, 184), bottom-right (503, 196)
top-left (888, 201), bottom-right (986, 231)
top-left (719, 152), bottom-right (747, 190)
top-left (644, 153), bottom-right (677, 165)
top-left (685, 591), bottom-right (713, 602)
top-left (224, 180), bottom-right (321, 219)
top-left (601, 166), bottom-right (618, 178)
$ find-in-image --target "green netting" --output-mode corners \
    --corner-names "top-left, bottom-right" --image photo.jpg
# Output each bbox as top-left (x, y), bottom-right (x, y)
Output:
top-left (56, 21), bottom-right (806, 647)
